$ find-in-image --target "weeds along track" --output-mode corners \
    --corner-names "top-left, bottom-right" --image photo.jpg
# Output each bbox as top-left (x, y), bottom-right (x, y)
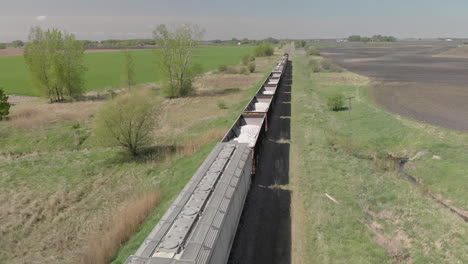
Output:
top-left (125, 54), bottom-right (290, 264)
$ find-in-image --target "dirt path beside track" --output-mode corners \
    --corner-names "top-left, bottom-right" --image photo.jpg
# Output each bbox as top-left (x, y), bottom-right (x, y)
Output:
top-left (228, 62), bottom-right (292, 264)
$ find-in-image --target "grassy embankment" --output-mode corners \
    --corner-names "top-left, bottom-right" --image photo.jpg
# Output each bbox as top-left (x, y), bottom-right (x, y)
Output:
top-left (290, 51), bottom-right (467, 263)
top-left (0, 48), bottom-right (277, 264)
top-left (0, 45), bottom-right (255, 96)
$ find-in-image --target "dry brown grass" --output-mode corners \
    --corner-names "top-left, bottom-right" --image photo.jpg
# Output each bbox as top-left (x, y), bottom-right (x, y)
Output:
top-left (7, 100), bottom-right (102, 129)
top-left (156, 72), bottom-right (257, 137)
top-left (176, 129), bottom-right (226, 157)
top-left (79, 191), bottom-right (161, 264)
top-left (194, 73), bottom-right (260, 91)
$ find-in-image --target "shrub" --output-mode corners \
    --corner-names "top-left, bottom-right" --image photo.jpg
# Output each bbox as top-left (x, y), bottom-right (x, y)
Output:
top-left (308, 59), bottom-right (322, 73)
top-left (307, 47), bottom-right (320, 56)
top-left (71, 121), bottom-right (81, 129)
top-left (254, 42), bottom-right (274, 57)
top-left (327, 93), bottom-right (345, 111)
top-left (248, 61), bottom-right (256, 73)
top-left (218, 64), bottom-right (228, 72)
top-left (240, 54), bottom-right (250, 66)
top-left (0, 88), bottom-right (10, 120)
top-left (94, 92), bottom-right (157, 156)
top-left (217, 100), bottom-right (228, 109)
top-left (249, 55), bottom-right (255, 62)
top-left (0, 44), bottom-right (6, 49)
top-left (239, 66), bottom-right (249, 75)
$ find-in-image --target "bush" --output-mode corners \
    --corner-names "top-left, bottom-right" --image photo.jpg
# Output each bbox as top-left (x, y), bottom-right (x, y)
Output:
top-left (247, 62), bottom-right (256, 73)
top-left (0, 88), bottom-right (10, 120)
top-left (249, 55), bottom-right (255, 62)
top-left (240, 54), bottom-right (250, 66)
top-left (254, 42), bottom-right (274, 57)
top-left (307, 47), bottom-right (320, 56)
top-left (218, 64), bottom-right (228, 72)
top-left (239, 66), bottom-right (249, 75)
top-left (308, 60), bottom-right (322, 73)
top-left (0, 44), bottom-right (6, 49)
top-left (94, 92), bottom-right (157, 156)
top-left (327, 93), bottom-right (345, 111)
top-left (71, 121), bottom-right (81, 129)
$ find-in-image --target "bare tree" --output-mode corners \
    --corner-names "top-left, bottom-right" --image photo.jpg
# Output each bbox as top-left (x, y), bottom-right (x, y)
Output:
top-left (94, 92), bottom-right (157, 157)
top-left (154, 24), bottom-right (204, 98)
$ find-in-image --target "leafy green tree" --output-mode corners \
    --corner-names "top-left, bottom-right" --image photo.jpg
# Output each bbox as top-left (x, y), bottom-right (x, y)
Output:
top-left (240, 54), bottom-right (251, 65)
top-left (294, 40), bottom-right (306, 48)
top-left (348, 35), bottom-right (362, 42)
top-left (94, 92), bottom-right (157, 156)
top-left (264, 37), bottom-right (279, 44)
top-left (254, 42), bottom-right (274, 57)
top-left (11, 40), bottom-right (24, 47)
top-left (361, 37), bottom-right (370, 43)
top-left (247, 61), bottom-right (256, 73)
top-left (24, 27), bottom-right (86, 102)
top-left (58, 33), bottom-right (86, 98)
top-left (121, 50), bottom-right (136, 90)
top-left (154, 24), bottom-right (204, 98)
top-left (0, 87), bottom-right (10, 120)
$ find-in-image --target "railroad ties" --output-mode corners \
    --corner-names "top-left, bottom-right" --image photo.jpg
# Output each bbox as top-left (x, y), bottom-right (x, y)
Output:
top-left (125, 53), bottom-right (289, 264)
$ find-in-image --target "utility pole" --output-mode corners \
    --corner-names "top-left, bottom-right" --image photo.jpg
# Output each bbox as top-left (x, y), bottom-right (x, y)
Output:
top-left (346, 96), bottom-right (355, 120)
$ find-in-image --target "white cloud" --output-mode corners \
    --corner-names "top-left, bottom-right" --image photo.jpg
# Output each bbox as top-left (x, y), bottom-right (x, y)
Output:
top-left (36, 15), bottom-right (47, 21)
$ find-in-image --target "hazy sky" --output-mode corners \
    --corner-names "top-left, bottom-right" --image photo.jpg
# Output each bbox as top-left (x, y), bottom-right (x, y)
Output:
top-left (1, 0), bottom-right (468, 42)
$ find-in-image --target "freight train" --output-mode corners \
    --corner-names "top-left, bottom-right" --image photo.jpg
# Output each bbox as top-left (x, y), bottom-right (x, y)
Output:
top-left (125, 53), bottom-right (289, 264)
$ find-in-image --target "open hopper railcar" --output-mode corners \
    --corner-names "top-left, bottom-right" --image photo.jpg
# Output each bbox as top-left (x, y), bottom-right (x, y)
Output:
top-left (125, 54), bottom-right (289, 264)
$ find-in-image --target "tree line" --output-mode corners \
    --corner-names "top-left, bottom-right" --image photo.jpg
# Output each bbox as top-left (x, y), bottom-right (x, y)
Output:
top-left (348, 35), bottom-right (397, 43)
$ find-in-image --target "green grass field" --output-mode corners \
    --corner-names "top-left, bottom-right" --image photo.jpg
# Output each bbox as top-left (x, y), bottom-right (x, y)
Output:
top-left (0, 45), bottom-right (255, 96)
top-left (291, 52), bottom-right (467, 263)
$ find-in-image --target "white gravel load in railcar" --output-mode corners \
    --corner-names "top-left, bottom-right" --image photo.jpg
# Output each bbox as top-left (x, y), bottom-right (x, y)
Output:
top-left (253, 102), bottom-right (269, 112)
top-left (232, 125), bottom-right (261, 148)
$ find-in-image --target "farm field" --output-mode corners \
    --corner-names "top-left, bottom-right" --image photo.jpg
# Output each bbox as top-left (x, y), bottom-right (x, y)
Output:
top-left (0, 45), bottom-right (255, 96)
top-left (290, 51), bottom-right (467, 263)
top-left (319, 41), bottom-right (468, 132)
top-left (0, 51), bottom-right (278, 264)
